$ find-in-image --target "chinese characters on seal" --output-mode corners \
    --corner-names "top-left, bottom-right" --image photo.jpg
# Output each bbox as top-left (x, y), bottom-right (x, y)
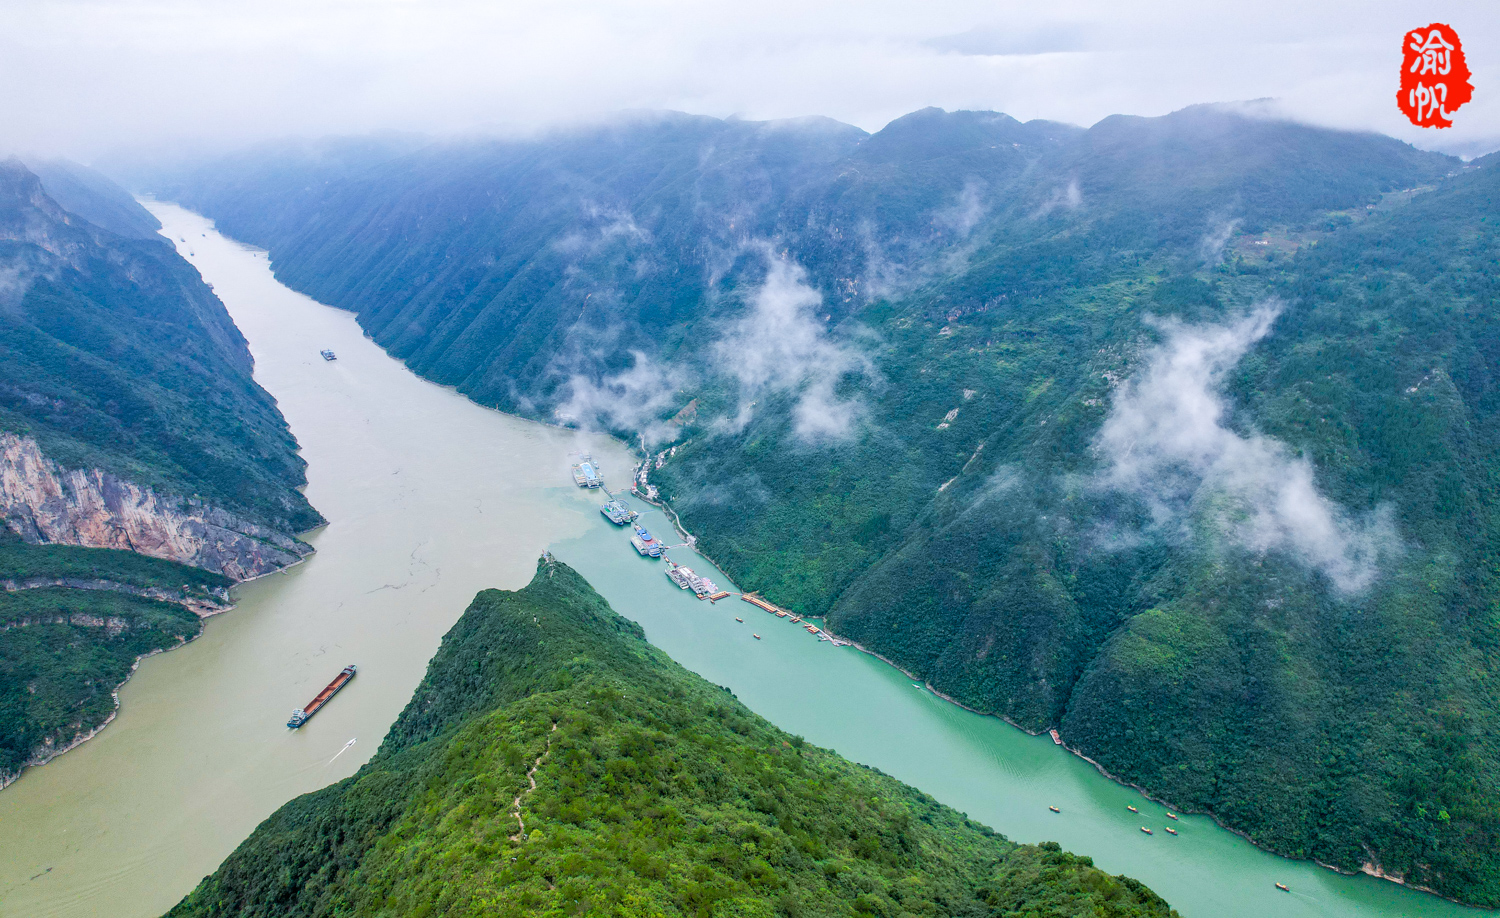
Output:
top-left (1398, 24), bottom-right (1473, 128)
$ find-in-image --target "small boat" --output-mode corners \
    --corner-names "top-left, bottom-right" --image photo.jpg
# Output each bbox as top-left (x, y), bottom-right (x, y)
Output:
top-left (1140, 827), bottom-right (1152, 835)
top-left (1048, 805), bottom-right (1060, 813)
top-left (1127, 805), bottom-right (1138, 813)
top-left (735, 617), bottom-right (743, 623)
top-left (1164, 827), bottom-right (1178, 835)
top-left (1166, 812), bottom-right (1179, 820)
top-left (1276, 883), bottom-right (1290, 893)
top-left (753, 634), bottom-right (761, 640)
top-left (319, 349), bottom-right (337, 361)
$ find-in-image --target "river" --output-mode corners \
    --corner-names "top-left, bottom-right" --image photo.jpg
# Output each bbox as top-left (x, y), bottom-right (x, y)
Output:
top-left (0, 203), bottom-right (1487, 918)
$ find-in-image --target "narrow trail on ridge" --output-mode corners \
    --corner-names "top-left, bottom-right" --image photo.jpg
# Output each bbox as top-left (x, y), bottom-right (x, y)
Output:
top-left (510, 722), bottom-right (558, 842)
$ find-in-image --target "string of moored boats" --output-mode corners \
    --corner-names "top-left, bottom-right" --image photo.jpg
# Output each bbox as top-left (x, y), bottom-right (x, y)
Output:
top-left (578, 452), bottom-right (1313, 895)
top-left (572, 453), bottom-right (850, 646)
top-left (1045, 800), bottom-right (1292, 893)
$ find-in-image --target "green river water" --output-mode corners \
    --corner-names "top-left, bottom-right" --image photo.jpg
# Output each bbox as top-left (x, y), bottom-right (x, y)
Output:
top-left (0, 203), bottom-right (1488, 918)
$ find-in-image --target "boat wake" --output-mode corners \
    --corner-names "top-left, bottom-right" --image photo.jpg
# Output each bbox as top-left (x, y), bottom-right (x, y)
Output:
top-left (327, 738), bottom-right (356, 764)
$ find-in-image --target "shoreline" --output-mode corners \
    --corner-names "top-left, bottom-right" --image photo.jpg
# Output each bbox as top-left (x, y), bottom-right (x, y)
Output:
top-left (0, 620), bottom-right (208, 791)
top-left (180, 210), bottom-right (1479, 913)
top-left (611, 479), bottom-right (1466, 906)
top-left (819, 624), bottom-right (1461, 907)
top-left (0, 547), bottom-right (315, 792)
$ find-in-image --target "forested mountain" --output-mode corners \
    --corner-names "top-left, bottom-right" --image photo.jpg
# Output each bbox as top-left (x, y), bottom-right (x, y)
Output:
top-left (166, 556), bottom-right (1175, 918)
top-left (0, 158), bottom-right (322, 784)
top-left (135, 106), bottom-right (1500, 904)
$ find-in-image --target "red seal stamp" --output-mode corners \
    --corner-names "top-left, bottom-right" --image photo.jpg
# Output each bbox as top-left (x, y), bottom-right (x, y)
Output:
top-left (1398, 23), bottom-right (1473, 128)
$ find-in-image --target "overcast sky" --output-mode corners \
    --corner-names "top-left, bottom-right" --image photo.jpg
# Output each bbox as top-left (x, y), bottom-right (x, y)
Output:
top-left (3, 0), bottom-right (1495, 160)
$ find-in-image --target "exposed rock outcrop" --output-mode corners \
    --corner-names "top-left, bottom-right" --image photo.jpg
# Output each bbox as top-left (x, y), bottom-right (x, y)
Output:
top-left (0, 433), bottom-right (310, 580)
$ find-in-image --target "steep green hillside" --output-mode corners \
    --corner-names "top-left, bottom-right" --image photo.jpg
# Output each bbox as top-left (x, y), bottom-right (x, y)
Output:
top-left (136, 107), bottom-right (1500, 904)
top-left (166, 557), bottom-right (1174, 918)
top-left (0, 158), bottom-right (322, 784)
top-left (0, 158), bottom-right (319, 533)
top-left (0, 528), bottom-right (232, 780)
top-left (812, 159), bottom-right (1500, 901)
top-left (0, 527), bottom-right (232, 593)
top-left (144, 107), bottom-right (1443, 423)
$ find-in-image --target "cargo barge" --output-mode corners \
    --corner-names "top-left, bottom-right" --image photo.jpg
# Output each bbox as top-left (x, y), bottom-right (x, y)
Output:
top-left (287, 664), bottom-right (357, 728)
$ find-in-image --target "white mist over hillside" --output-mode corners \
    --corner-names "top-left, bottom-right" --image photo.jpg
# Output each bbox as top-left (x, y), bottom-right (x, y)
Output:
top-left (714, 249), bottom-right (875, 442)
top-left (1098, 300), bottom-right (1399, 592)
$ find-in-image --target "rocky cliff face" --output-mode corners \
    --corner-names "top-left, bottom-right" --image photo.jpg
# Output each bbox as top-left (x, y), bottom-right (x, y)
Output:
top-left (0, 433), bottom-right (310, 580)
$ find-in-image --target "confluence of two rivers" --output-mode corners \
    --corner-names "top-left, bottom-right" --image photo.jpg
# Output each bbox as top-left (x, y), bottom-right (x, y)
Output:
top-left (0, 204), bottom-right (1485, 918)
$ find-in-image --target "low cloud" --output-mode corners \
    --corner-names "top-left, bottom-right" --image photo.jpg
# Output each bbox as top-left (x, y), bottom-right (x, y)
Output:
top-left (1097, 299), bottom-right (1397, 593)
top-left (0, 261), bottom-right (32, 310)
top-left (554, 199), bottom-right (651, 256)
top-left (713, 246), bottom-right (874, 442)
top-left (555, 349), bottom-right (690, 447)
top-left (933, 179), bottom-right (987, 237)
top-left (1198, 215), bottom-right (1241, 264)
top-left (1033, 179), bottom-right (1082, 218)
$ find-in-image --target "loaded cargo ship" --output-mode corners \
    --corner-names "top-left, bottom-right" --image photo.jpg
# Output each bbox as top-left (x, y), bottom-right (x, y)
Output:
top-left (287, 664), bottom-right (357, 728)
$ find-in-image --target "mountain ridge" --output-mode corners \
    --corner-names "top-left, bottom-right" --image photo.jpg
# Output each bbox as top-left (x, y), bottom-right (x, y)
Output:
top-left (129, 105), bottom-right (1500, 905)
top-left (163, 556), bottom-right (1177, 918)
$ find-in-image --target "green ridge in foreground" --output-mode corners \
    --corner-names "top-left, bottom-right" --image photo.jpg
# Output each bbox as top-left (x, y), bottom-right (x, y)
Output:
top-left (167, 557), bottom-right (1175, 918)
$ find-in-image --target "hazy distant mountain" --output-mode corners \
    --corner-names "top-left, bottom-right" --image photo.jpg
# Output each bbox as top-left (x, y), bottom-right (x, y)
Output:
top-left (26, 158), bottom-right (163, 240)
top-left (136, 107), bottom-right (1500, 905)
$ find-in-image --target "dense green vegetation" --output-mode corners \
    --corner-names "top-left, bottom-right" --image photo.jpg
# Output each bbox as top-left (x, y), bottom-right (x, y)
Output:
top-left (0, 585), bottom-right (203, 780)
top-left (0, 158), bottom-right (320, 783)
top-left (166, 557), bottom-right (1174, 917)
top-left (0, 526), bottom-right (232, 593)
top-left (140, 107), bottom-right (1500, 904)
top-left (0, 528), bottom-right (230, 781)
top-left (0, 157), bottom-right (320, 533)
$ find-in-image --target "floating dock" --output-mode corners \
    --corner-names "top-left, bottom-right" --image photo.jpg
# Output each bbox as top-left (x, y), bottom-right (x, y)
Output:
top-left (287, 665), bottom-right (356, 728)
top-left (665, 560), bottom-right (717, 596)
top-left (630, 524), bottom-right (664, 557)
top-left (741, 593), bottom-right (787, 615)
top-left (571, 455), bottom-right (603, 488)
top-left (600, 498), bottom-right (637, 525)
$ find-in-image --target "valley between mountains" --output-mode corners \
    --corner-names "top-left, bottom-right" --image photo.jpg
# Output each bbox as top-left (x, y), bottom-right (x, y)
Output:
top-left (141, 106), bottom-right (1500, 906)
